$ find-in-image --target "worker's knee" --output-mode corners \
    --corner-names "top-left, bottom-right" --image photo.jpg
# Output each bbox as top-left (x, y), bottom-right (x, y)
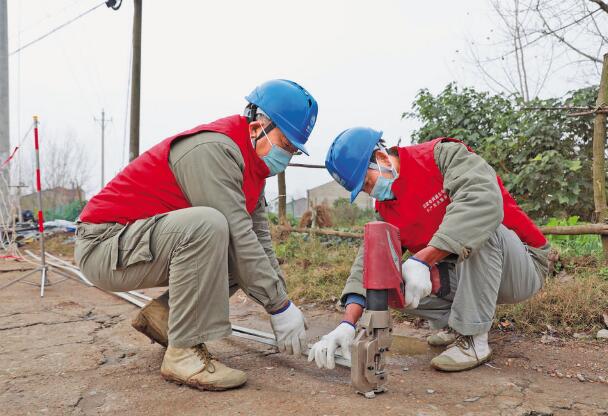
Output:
top-left (176, 207), bottom-right (229, 242)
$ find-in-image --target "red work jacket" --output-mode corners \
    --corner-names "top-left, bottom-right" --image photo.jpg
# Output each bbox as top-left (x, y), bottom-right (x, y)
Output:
top-left (376, 138), bottom-right (547, 253)
top-left (80, 115), bottom-right (269, 224)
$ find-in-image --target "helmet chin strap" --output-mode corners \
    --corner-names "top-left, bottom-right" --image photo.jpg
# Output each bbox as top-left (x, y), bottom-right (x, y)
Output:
top-left (253, 121), bottom-right (276, 149)
top-left (370, 144), bottom-right (397, 178)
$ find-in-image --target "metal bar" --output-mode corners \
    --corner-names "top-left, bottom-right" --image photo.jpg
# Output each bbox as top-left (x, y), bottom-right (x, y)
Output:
top-left (126, 291), bottom-right (152, 301)
top-left (113, 291), bottom-right (146, 308)
top-left (232, 324), bottom-right (277, 340)
top-left (288, 163), bottom-right (325, 169)
top-left (0, 267), bottom-right (39, 290)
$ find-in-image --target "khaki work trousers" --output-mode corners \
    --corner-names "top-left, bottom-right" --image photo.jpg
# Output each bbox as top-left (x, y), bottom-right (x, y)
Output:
top-left (407, 224), bottom-right (544, 335)
top-left (75, 207), bottom-right (236, 348)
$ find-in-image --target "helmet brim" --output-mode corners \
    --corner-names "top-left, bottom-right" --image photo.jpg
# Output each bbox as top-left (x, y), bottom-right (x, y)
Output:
top-left (350, 178), bottom-right (365, 203)
top-left (288, 138), bottom-right (309, 156)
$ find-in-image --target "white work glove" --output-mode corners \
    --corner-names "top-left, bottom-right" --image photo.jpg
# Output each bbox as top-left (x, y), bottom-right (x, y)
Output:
top-left (269, 301), bottom-right (307, 355)
top-left (402, 257), bottom-right (432, 309)
top-left (307, 322), bottom-right (355, 369)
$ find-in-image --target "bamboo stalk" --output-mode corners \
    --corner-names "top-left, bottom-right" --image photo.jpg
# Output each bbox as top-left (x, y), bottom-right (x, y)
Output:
top-left (539, 224), bottom-right (608, 235)
top-left (593, 53), bottom-right (608, 260)
top-left (277, 226), bottom-right (363, 238)
top-left (276, 224), bottom-right (608, 239)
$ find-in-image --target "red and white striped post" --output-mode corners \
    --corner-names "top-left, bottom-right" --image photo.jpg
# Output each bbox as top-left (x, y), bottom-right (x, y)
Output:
top-left (33, 116), bottom-right (48, 296)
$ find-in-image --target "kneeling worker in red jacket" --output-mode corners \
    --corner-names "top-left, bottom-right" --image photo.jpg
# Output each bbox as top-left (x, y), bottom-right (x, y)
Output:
top-left (75, 80), bottom-right (318, 390)
top-left (310, 128), bottom-right (549, 372)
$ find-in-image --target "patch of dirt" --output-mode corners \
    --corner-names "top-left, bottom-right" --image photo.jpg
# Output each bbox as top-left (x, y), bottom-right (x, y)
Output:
top-left (0, 259), bottom-right (607, 416)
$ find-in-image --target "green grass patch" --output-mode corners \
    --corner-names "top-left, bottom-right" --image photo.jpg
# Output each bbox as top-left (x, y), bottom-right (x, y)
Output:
top-left (545, 216), bottom-right (603, 258)
top-left (274, 233), bottom-right (359, 304)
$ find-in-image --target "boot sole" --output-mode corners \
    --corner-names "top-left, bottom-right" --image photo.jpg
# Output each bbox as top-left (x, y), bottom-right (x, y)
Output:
top-left (430, 353), bottom-right (492, 372)
top-left (131, 314), bottom-right (168, 347)
top-left (161, 372), bottom-right (246, 392)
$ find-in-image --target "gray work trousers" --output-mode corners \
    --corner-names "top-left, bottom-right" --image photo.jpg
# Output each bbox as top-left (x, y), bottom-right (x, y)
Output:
top-left (75, 207), bottom-right (235, 348)
top-left (405, 224), bottom-right (543, 335)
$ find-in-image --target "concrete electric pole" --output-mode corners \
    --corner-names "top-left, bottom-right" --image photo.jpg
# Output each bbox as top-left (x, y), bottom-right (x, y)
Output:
top-left (0, 0), bottom-right (9, 208)
top-left (129, 0), bottom-right (142, 161)
top-left (94, 109), bottom-right (111, 189)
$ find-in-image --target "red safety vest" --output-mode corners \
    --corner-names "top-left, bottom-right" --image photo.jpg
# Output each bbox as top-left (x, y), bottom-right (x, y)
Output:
top-left (376, 138), bottom-right (547, 253)
top-left (79, 115), bottom-right (269, 224)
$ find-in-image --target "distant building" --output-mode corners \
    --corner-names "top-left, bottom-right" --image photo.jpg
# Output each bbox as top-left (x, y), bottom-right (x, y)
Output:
top-left (268, 197), bottom-right (308, 218)
top-left (307, 180), bottom-right (373, 210)
top-left (20, 187), bottom-right (83, 212)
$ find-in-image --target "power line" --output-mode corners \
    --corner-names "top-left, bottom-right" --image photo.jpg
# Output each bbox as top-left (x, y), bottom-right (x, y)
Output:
top-left (9, 1), bottom-right (109, 57)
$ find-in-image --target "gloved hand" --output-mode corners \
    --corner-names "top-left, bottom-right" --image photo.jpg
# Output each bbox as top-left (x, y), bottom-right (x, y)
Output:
top-left (269, 301), bottom-right (307, 355)
top-left (402, 257), bottom-right (432, 309)
top-left (307, 321), bottom-right (355, 369)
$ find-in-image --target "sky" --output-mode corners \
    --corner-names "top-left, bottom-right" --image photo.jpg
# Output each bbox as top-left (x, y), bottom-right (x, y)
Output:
top-left (5, 0), bottom-right (593, 201)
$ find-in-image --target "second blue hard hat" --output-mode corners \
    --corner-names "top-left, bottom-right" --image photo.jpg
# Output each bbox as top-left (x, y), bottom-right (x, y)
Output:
top-left (325, 127), bottom-right (383, 202)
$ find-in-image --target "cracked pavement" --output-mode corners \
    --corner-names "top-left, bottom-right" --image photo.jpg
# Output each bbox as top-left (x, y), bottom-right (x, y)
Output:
top-left (0, 260), bottom-right (607, 415)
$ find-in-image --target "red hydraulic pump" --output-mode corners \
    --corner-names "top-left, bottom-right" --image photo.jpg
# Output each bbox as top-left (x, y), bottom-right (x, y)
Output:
top-left (350, 221), bottom-right (404, 398)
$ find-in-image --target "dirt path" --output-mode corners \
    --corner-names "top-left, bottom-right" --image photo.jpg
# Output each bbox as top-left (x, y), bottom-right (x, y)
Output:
top-left (1, 259), bottom-right (607, 416)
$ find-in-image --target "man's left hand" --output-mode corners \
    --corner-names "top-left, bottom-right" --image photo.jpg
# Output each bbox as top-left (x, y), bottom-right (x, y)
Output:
top-left (402, 257), bottom-right (432, 308)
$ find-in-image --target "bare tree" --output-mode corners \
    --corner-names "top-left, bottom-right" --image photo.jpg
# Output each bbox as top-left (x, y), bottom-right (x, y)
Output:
top-left (18, 132), bottom-right (92, 211)
top-left (465, 0), bottom-right (607, 99)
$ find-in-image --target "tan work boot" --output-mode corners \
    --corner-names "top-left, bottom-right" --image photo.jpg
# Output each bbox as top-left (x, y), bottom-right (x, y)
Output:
top-left (427, 328), bottom-right (457, 347)
top-left (131, 298), bottom-right (169, 347)
top-left (430, 332), bottom-right (492, 372)
top-left (161, 344), bottom-right (247, 391)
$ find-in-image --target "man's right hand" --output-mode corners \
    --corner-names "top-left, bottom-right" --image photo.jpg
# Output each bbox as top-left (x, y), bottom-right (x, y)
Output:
top-left (307, 322), bottom-right (356, 369)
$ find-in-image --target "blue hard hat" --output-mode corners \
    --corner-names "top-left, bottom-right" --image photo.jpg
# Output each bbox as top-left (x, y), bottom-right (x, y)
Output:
top-left (245, 79), bottom-right (318, 155)
top-left (325, 127), bottom-right (383, 202)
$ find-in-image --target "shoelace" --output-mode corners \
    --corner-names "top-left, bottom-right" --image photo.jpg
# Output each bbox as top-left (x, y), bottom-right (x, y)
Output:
top-left (193, 344), bottom-right (216, 374)
top-left (453, 335), bottom-right (480, 361)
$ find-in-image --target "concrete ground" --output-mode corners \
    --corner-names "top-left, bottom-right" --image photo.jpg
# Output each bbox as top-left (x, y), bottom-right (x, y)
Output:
top-left (1, 258), bottom-right (607, 416)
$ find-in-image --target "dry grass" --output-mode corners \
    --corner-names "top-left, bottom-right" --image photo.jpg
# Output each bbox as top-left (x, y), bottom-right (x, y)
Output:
top-left (298, 205), bottom-right (334, 228)
top-left (497, 257), bottom-right (608, 334)
top-left (273, 232), bottom-right (358, 304)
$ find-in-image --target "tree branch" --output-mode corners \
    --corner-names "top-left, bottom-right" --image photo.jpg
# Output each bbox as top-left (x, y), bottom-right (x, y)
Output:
top-left (590, 0), bottom-right (608, 14)
top-left (536, 6), bottom-right (602, 63)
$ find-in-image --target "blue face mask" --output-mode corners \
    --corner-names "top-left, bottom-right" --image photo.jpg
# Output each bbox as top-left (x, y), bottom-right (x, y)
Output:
top-left (371, 175), bottom-right (396, 201)
top-left (260, 126), bottom-right (293, 176)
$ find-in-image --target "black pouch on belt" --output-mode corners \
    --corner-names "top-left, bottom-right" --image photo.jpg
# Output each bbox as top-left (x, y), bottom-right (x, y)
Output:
top-left (435, 262), bottom-right (452, 298)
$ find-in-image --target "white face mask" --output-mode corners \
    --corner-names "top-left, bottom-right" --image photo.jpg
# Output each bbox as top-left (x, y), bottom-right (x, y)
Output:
top-left (259, 125), bottom-right (293, 176)
top-left (368, 147), bottom-right (398, 201)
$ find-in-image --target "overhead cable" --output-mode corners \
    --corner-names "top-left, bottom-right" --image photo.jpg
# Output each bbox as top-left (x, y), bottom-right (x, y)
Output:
top-left (9, 1), bottom-right (119, 57)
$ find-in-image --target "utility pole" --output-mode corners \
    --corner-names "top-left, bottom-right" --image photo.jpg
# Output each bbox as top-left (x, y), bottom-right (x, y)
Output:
top-left (278, 172), bottom-right (287, 225)
top-left (129, 0), bottom-right (142, 161)
top-left (0, 0), bottom-right (9, 214)
top-left (94, 109), bottom-right (111, 189)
